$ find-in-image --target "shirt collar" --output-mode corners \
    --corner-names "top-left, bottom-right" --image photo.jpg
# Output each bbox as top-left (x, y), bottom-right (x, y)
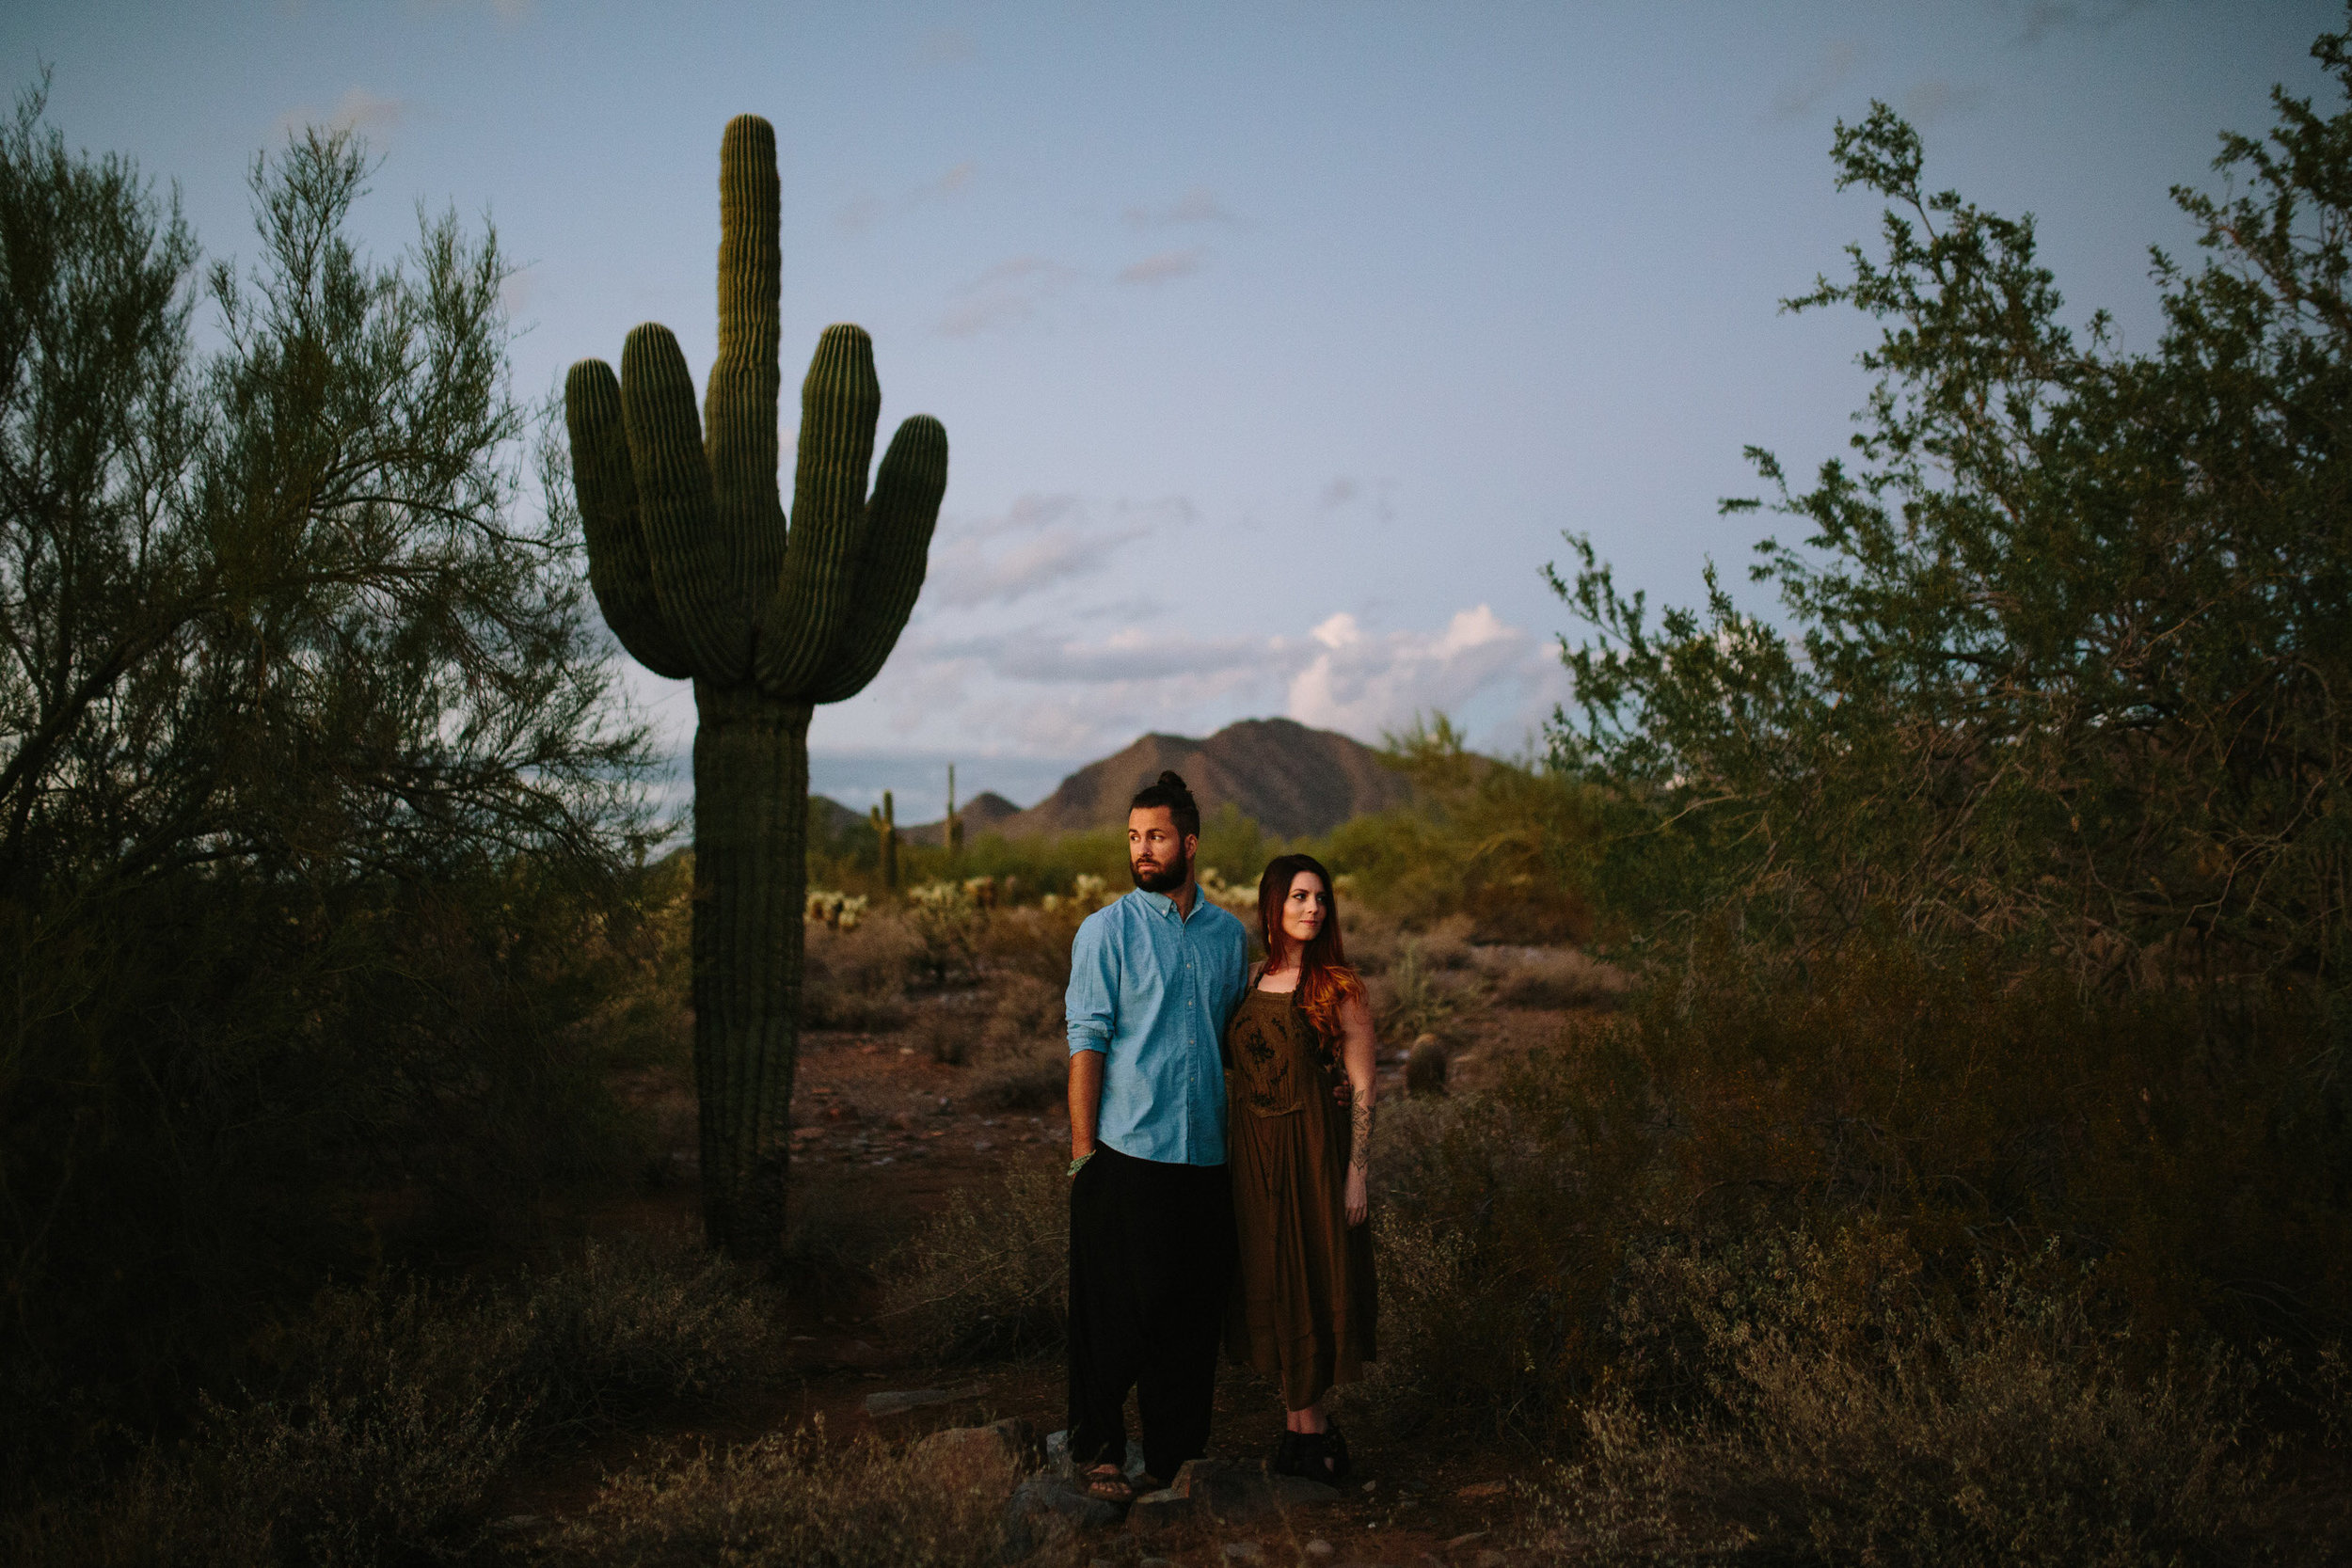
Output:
top-left (1132, 885), bottom-right (1200, 923)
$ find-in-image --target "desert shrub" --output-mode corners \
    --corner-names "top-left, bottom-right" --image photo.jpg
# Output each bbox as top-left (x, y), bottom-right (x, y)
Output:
top-left (969, 1037), bottom-right (1071, 1114)
top-left (974, 901), bottom-right (1089, 988)
top-left (5, 1237), bottom-right (788, 1565)
top-left (903, 881), bottom-right (985, 990)
top-left (984, 972), bottom-right (1065, 1051)
top-left (1361, 925), bottom-right (2352, 1448)
top-left (882, 1158), bottom-right (1070, 1361)
top-left (1373, 939), bottom-right (1485, 1046)
top-left (911, 999), bottom-right (987, 1066)
top-left (802, 911), bottom-right (919, 1031)
top-left (1354, 1052), bottom-right (1638, 1437)
top-left (530, 1423), bottom-right (1013, 1568)
top-left (1479, 944), bottom-right (1629, 1010)
top-left (1315, 718), bottom-right (1600, 942)
top-left (1526, 1230), bottom-right (2296, 1566)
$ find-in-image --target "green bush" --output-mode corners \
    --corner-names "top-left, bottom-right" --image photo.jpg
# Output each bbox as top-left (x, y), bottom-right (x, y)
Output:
top-left (1315, 718), bottom-right (1601, 942)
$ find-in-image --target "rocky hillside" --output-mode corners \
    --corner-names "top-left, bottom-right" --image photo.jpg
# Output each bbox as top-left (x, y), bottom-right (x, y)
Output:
top-left (989, 718), bottom-right (1412, 840)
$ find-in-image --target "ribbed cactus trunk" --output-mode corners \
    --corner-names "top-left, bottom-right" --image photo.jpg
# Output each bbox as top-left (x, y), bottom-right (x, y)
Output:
top-left (564, 116), bottom-right (947, 1260)
top-left (691, 686), bottom-right (812, 1248)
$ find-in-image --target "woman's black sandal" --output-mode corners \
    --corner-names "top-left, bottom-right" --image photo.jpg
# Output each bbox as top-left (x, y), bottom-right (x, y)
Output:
top-left (1272, 1430), bottom-right (1301, 1476)
top-left (1300, 1423), bottom-right (1351, 1485)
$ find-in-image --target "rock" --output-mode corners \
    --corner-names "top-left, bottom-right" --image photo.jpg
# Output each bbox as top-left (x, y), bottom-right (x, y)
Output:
top-left (488, 1514), bottom-right (541, 1532)
top-left (911, 1418), bottom-right (1041, 1483)
top-left (863, 1382), bottom-right (988, 1418)
top-left (1125, 1486), bottom-right (1194, 1543)
top-left (1304, 1541), bottom-right (1336, 1559)
top-left (1454, 1481), bottom-right (1507, 1500)
top-left (1476, 1553), bottom-right (1509, 1568)
top-left (1445, 1532), bottom-right (1489, 1550)
top-left (1406, 1035), bottom-right (1448, 1096)
top-left (1166, 1458), bottom-right (1342, 1528)
top-left (1223, 1544), bottom-right (1267, 1564)
top-left (1000, 1475), bottom-right (1124, 1560)
top-left (1011, 1475), bottom-right (1122, 1530)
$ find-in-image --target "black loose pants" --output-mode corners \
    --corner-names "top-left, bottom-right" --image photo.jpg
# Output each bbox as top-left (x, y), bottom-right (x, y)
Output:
top-left (1066, 1141), bottom-right (1236, 1481)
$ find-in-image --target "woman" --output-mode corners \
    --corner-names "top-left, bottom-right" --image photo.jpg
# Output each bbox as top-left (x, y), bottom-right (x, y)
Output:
top-left (1223, 852), bottom-right (1377, 1482)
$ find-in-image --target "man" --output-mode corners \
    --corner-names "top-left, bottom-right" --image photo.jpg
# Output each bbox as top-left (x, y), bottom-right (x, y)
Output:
top-left (1064, 769), bottom-right (1250, 1496)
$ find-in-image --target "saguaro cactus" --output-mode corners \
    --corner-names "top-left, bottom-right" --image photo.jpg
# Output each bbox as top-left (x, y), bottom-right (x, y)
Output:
top-left (869, 790), bottom-right (899, 890)
top-left (564, 116), bottom-right (946, 1258)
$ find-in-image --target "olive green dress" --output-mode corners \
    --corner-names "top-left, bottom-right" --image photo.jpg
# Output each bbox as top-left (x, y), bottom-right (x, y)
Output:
top-left (1223, 980), bottom-right (1377, 1409)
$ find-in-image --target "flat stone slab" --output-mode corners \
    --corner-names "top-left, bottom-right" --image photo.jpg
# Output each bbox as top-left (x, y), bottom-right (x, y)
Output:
top-left (862, 1382), bottom-right (989, 1418)
top-left (1165, 1459), bottom-right (1342, 1528)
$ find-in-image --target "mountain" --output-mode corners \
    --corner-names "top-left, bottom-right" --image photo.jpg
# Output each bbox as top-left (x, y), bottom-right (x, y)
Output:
top-left (989, 718), bottom-right (1413, 840)
top-left (900, 790), bottom-right (1022, 847)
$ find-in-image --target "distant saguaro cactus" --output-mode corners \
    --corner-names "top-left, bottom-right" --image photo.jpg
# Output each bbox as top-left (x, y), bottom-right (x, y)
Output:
top-left (564, 116), bottom-right (947, 1259)
top-left (946, 763), bottom-right (964, 859)
top-left (869, 790), bottom-right (899, 890)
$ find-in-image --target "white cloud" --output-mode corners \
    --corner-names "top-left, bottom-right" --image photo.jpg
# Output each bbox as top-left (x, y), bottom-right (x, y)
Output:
top-left (837, 595), bottom-right (1566, 761)
top-left (1287, 605), bottom-right (1549, 740)
top-left (1122, 186), bottom-right (1237, 229)
top-left (1770, 40), bottom-right (1858, 120)
top-left (278, 86), bottom-right (407, 139)
top-left (1118, 247), bottom-right (1208, 286)
top-left (926, 492), bottom-right (1183, 607)
top-left (838, 160), bottom-right (978, 236)
top-left (937, 255), bottom-right (1077, 337)
top-left (1899, 78), bottom-right (1984, 126)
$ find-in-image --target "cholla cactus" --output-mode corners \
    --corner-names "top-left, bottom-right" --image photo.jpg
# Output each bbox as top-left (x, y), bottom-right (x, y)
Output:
top-left (563, 116), bottom-right (947, 1259)
top-left (804, 889), bottom-right (868, 929)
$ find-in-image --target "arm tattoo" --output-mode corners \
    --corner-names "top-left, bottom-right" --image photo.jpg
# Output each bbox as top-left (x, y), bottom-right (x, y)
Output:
top-left (1349, 1087), bottom-right (1374, 1174)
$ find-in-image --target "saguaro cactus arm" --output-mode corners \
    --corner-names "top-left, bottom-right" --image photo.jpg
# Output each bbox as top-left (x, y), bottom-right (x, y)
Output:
top-left (619, 324), bottom-right (753, 683)
top-left (564, 359), bottom-right (695, 679)
top-left (706, 115), bottom-right (787, 608)
top-left (806, 414), bottom-right (948, 705)
top-left (756, 325), bottom-right (882, 697)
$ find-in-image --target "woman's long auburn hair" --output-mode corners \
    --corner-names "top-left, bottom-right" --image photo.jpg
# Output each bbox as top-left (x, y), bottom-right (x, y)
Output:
top-left (1257, 853), bottom-right (1365, 1050)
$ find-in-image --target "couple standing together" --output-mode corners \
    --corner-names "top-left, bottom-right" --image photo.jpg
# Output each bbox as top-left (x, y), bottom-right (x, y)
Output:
top-left (1063, 770), bottom-right (1378, 1500)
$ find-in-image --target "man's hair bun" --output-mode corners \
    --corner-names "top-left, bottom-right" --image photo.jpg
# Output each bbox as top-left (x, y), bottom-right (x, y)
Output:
top-left (1130, 769), bottom-right (1201, 839)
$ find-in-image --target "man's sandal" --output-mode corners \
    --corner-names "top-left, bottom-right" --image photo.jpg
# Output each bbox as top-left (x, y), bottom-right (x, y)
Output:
top-left (1081, 1463), bottom-right (1138, 1503)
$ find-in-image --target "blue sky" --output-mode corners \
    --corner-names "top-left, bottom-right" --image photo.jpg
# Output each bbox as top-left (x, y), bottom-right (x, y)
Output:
top-left (7, 1), bottom-right (2342, 811)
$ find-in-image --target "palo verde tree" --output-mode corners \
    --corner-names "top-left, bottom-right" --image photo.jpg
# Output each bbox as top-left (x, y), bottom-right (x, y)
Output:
top-left (1552, 20), bottom-right (2352, 997)
top-left (0, 84), bottom-right (650, 1428)
top-left (564, 117), bottom-right (947, 1259)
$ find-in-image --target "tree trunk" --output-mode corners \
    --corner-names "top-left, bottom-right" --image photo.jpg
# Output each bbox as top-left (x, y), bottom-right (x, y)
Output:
top-left (690, 680), bottom-right (811, 1260)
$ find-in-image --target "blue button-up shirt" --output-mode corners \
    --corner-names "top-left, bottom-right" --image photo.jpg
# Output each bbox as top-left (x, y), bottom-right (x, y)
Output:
top-left (1066, 887), bottom-right (1249, 1166)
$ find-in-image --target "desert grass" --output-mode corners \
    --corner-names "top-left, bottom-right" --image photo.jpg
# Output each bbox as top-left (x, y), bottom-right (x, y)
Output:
top-left (881, 1156), bottom-right (1070, 1363)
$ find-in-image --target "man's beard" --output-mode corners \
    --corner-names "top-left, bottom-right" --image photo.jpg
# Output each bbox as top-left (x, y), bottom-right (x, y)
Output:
top-left (1130, 847), bottom-right (1191, 894)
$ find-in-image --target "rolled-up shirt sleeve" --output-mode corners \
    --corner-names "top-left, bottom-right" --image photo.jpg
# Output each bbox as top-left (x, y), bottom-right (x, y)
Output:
top-left (1066, 913), bottom-right (1116, 1055)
